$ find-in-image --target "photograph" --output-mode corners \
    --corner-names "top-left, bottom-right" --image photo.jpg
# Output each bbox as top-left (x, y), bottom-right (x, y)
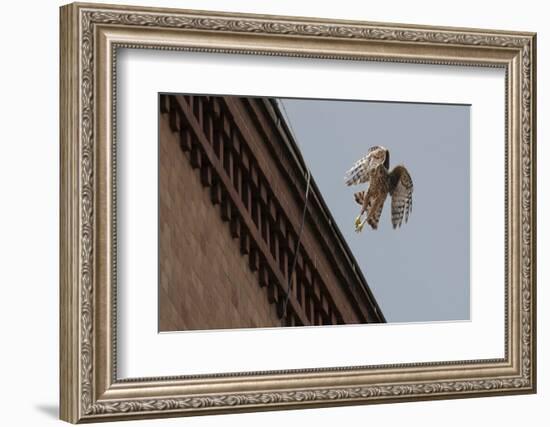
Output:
top-left (57, 3), bottom-right (536, 422)
top-left (158, 94), bottom-right (470, 332)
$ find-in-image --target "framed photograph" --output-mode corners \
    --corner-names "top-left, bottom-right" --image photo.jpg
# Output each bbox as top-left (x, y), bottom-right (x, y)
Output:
top-left (60, 2), bottom-right (537, 423)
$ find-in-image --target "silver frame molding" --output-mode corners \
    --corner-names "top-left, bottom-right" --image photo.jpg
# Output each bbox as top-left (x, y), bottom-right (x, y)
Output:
top-left (60, 2), bottom-right (537, 423)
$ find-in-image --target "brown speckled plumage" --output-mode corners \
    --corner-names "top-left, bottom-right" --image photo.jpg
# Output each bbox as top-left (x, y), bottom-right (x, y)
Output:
top-left (345, 146), bottom-right (413, 231)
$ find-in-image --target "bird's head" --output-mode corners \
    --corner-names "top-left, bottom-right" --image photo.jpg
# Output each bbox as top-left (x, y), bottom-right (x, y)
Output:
top-left (366, 145), bottom-right (390, 170)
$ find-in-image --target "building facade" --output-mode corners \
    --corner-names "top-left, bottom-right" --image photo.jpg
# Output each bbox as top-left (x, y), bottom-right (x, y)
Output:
top-left (158, 94), bottom-right (385, 331)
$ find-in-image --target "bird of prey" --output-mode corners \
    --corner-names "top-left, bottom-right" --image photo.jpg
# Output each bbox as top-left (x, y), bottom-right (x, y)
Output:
top-left (344, 146), bottom-right (413, 232)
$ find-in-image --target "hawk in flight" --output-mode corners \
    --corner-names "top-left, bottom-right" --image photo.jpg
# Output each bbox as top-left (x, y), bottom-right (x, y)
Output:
top-left (344, 146), bottom-right (413, 232)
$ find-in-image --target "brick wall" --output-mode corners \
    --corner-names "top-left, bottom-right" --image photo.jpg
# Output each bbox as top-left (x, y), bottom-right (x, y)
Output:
top-left (224, 98), bottom-right (373, 323)
top-left (159, 113), bottom-right (281, 331)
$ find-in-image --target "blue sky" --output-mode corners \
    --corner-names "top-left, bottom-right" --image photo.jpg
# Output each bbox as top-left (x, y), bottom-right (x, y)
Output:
top-left (280, 98), bottom-right (470, 323)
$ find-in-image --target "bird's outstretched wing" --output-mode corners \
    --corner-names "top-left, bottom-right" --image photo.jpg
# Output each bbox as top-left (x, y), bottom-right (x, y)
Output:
top-left (344, 146), bottom-right (388, 186)
top-left (389, 165), bottom-right (413, 229)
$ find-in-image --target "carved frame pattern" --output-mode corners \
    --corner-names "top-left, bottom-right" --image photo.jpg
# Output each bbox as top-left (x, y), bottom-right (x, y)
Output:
top-left (60, 2), bottom-right (536, 423)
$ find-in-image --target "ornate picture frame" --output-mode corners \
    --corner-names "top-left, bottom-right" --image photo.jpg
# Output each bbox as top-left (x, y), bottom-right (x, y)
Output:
top-left (60, 2), bottom-right (536, 423)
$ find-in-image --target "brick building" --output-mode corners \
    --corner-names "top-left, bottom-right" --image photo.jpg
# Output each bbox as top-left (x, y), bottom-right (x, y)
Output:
top-left (158, 94), bottom-right (385, 331)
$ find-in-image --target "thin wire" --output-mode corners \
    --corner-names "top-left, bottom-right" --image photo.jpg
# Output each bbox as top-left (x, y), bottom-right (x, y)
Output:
top-left (276, 99), bottom-right (313, 327)
top-left (280, 169), bottom-right (311, 327)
